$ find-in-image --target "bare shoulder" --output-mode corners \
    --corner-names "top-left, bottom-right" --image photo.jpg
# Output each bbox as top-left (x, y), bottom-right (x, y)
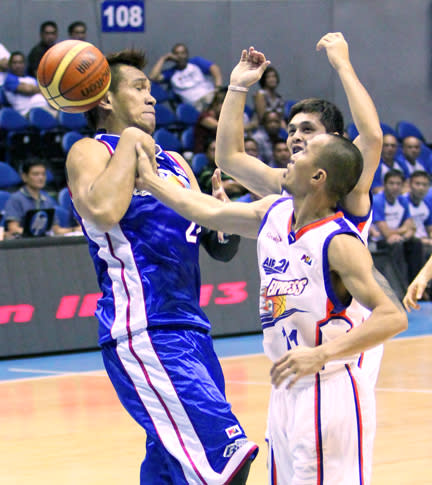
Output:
top-left (328, 233), bottom-right (371, 273)
top-left (66, 137), bottom-right (111, 190)
top-left (250, 194), bottom-right (282, 218)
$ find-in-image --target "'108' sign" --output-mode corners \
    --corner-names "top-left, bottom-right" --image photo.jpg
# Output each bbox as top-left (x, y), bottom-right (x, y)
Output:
top-left (101, 0), bottom-right (145, 32)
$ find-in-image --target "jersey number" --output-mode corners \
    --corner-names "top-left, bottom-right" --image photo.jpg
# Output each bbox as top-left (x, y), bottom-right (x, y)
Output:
top-left (186, 222), bottom-right (201, 243)
top-left (282, 327), bottom-right (298, 350)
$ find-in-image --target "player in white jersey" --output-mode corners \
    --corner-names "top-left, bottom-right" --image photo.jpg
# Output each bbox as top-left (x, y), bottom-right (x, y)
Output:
top-left (215, 34), bottom-right (388, 388)
top-left (135, 125), bottom-right (407, 484)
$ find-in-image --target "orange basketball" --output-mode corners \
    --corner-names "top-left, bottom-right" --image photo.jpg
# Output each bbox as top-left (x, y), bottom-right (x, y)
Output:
top-left (37, 40), bottom-right (111, 113)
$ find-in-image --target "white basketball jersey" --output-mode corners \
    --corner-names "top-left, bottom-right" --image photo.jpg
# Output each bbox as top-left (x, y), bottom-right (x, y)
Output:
top-left (258, 197), bottom-right (363, 374)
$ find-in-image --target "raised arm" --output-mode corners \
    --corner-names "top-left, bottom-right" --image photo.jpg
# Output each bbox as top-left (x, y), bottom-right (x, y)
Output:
top-left (271, 234), bottom-right (407, 387)
top-left (136, 143), bottom-right (276, 238)
top-left (148, 52), bottom-right (176, 82)
top-left (216, 48), bottom-right (285, 196)
top-left (66, 128), bottom-right (156, 230)
top-left (317, 33), bottom-right (383, 216)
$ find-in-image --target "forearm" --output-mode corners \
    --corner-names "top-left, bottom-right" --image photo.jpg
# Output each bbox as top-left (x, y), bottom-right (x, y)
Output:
top-left (320, 305), bottom-right (406, 363)
top-left (336, 63), bottom-right (381, 143)
top-left (144, 173), bottom-right (259, 237)
top-left (17, 83), bottom-right (40, 95)
top-left (216, 90), bottom-right (281, 196)
top-left (148, 57), bottom-right (166, 81)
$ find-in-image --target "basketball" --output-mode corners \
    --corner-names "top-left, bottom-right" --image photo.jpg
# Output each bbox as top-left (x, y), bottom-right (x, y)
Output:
top-left (37, 40), bottom-right (111, 113)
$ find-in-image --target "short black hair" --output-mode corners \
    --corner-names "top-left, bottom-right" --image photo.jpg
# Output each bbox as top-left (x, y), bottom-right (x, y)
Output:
top-left (287, 98), bottom-right (345, 135)
top-left (384, 169), bottom-right (405, 184)
top-left (20, 158), bottom-right (46, 175)
top-left (410, 170), bottom-right (430, 181)
top-left (68, 21), bottom-right (87, 35)
top-left (316, 135), bottom-right (363, 201)
top-left (85, 48), bottom-right (147, 130)
top-left (40, 21), bottom-right (58, 33)
top-left (8, 51), bottom-right (25, 67)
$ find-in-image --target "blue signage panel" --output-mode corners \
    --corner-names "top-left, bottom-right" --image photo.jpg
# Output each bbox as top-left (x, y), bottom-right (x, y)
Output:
top-left (101, 0), bottom-right (145, 32)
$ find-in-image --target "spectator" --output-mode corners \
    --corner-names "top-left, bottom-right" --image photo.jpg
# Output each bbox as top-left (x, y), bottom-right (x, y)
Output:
top-left (4, 159), bottom-right (80, 237)
top-left (244, 137), bottom-right (259, 158)
top-left (67, 21), bottom-right (87, 41)
top-left (3, 51), bottom-right (58, 117)
top-left (403, 170), bottom-right (432, 258)
top-left (371, 133), bottom-right (408, 193)
top-left (270, 138), bottom-right (291, 168)
top-left (371, 169), bottom-right (423, 298)
top-left (0, 42), bottom-right (10, 86)
top-left (194, 87), bottom-right (226, 153)
top-left (400, 136), bottom-right (430, 174)
top-left (149, 43), bottom-right (222, 111)
top-left (197, 140), bottom-right (247, 199)
top-left (27, 21), bottom-right (58, 77)
top-left (252, 110), bottom-right (285, 165)
top-left (253, 66), bottom-right (286, 127)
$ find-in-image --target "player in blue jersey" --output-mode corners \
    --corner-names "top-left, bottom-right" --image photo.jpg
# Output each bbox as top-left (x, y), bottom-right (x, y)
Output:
top-left (65, 49), bottom-right (257, 485)
top-left (134, 128), bottom-right (407, 485)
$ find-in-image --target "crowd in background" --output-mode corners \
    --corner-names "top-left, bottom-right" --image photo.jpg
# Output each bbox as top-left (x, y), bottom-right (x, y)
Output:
top-left (1, 21), bottom-right (432, 301)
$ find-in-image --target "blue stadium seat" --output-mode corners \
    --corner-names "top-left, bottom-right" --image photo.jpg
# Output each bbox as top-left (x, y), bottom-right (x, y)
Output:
top-left (396, 120), bottom-right (425, 142)
top-left (380, 122), bottom-right (397, 138)
top-left (28, 107), bottom-right (63, 159)
top-left (181, 126), bottom-right (195, 152)
top-left (0, 161), bottom-right (21, 189)
top-left (154, 128), bottom-right (182, 152)
top-left (347, 122), bottom-right (398, 141)
top-left (58, 186), bottom-right (72, 211)
top-left (151, 82), bottom-right (171, 104)
top-left (62, 131), bottom-right (84, 154)
top-left (155, 104), bottom-right (178, 130)
top-left (0, 107), bottom-right (40, 164)
top-left (283, 100), bottom-right (298, 120)
top-left (191, 153), bottom-right (209, 176)
top-left (58, 111), bottom-right (88, 132)
top-left (55, 206), bottom-right (72, 228)
top-left (244, 104), bottom-right (254, 120)
top-left (0, 190), bottom-right (11, 210)
top-left (176, 103), bottom-right (200, 127)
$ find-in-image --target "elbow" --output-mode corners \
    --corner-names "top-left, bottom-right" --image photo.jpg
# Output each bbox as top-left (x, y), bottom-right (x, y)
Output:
top-left (393, 310), bottom-right (408, 335)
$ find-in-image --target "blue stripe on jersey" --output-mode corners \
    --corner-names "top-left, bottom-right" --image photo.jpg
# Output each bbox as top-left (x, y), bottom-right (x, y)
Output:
top-left (336, 191), bottom-right (373, 228)
top-left (322, 218), bottom-right (363, 313)
top-left (345, 364), bottom-right (364, 485)
top-left (74, 134), bottom-right (211, 345)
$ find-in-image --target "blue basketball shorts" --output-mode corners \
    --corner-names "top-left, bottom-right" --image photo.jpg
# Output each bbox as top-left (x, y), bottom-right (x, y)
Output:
top-left (101, 327), bottom-right (258, 484)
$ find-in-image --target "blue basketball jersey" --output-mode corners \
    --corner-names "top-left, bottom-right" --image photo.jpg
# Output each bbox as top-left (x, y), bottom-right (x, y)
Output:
top-left (73, 133), bottom-right (210, 344)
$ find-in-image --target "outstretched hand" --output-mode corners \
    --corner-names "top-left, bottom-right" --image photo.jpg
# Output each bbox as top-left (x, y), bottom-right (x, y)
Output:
top-left (403, 275), bottom-right (428, 312)
top-left (270, 346), bottom-right (326, 388)
top-left (230, 47), bottom-right (271, 89)
top-left (316, 32), bottom-right (350, 71)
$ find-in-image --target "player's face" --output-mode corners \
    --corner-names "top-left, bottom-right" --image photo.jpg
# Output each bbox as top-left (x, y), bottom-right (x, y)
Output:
top-left (111, 66), bottom-right (156, 134)
top-left (410, 176), bottom-right (430, 200)
top-left (287, 112), bottom-right (327, 156)
top-left (23, 165), bottom-right (46, 191)
top-left (281, 134), bottom-right (327, 195)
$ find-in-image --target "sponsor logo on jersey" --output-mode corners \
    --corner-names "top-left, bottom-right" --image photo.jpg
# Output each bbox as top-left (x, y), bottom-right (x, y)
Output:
top-left (266, 277), bottom-right (308, 297)
top-left (301, 254), bottom-right (312, 265)
top-left (262, 257), bottom-right (289, 275)
top-left (223, 438), bottom-right (248, 458)
top-left (266, 231), bottom-right (282, 243)
top-left (159, 168), bottom-right (189, 188)
top-left (225, 424), bottom-right (242, 439)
